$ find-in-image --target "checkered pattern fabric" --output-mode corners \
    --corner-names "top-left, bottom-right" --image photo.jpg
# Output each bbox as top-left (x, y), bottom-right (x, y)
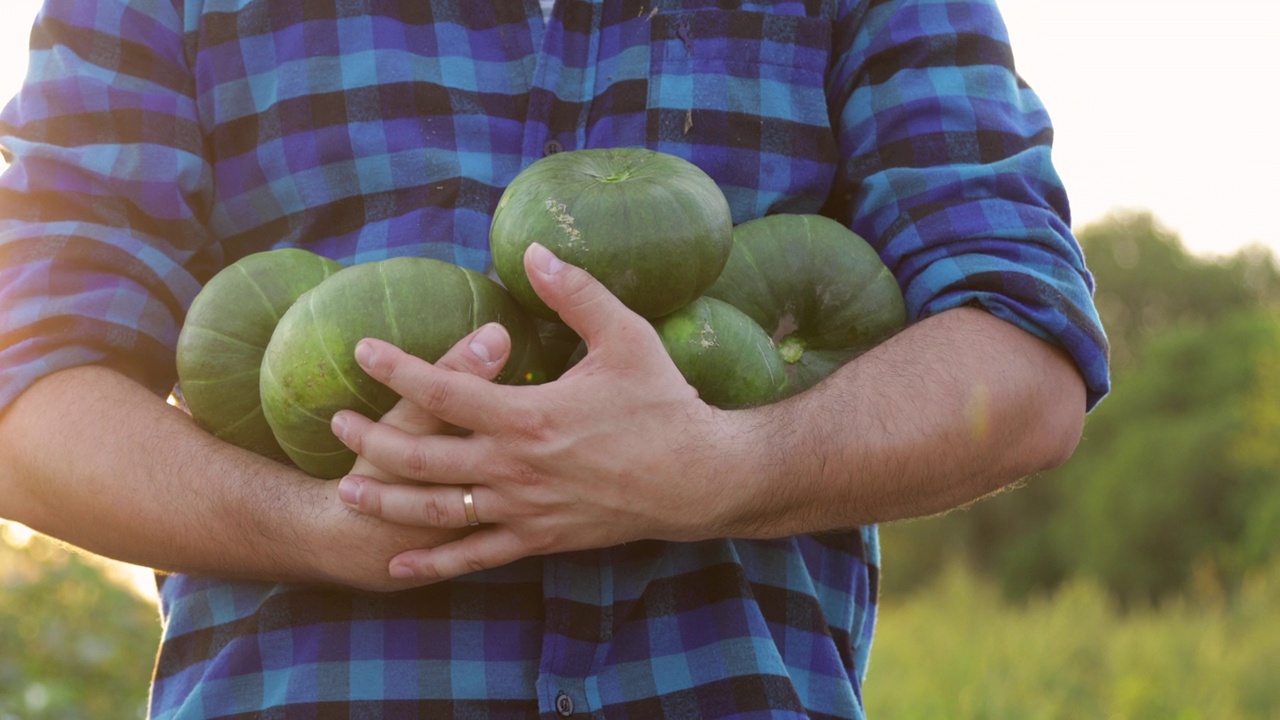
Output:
top-left (0, 0), bottom-right (1110, 717)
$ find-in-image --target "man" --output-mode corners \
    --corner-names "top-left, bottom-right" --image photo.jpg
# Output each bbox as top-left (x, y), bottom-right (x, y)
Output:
top-left (0, 0), bottom-right (1108, 717)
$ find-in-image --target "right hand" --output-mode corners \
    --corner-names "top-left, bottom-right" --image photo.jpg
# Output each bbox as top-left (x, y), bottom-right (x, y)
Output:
top-left (311, 322), bottom-right (512, 591)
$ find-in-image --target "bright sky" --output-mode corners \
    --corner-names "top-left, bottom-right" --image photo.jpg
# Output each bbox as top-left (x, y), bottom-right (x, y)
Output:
top-left (1, 0), bottom-right (1277, 259)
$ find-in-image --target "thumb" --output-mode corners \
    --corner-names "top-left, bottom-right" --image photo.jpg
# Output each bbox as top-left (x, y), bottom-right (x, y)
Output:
top-left (524, 243), bottom-right (647, 349)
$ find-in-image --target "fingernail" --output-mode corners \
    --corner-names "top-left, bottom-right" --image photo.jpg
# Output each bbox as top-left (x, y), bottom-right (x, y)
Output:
top-left (528, 243), bottom-right (564, 276)
top-left (389, 563), bottom-right (415, 579)
top-left (469, 323), bottom-right (504, 365)
top-left (338, 476), bottom-right (362, 506)
top-left (354, 340), bottom-right (375, 368)
top-left (331, 412), bottom-right (349, 441)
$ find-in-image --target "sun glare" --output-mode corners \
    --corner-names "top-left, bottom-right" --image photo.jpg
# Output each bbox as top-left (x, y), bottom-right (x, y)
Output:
top-left (2, 519), bottom-right (159, 604)
top-left (995, 0), bottom-right (1280, 258)
top-left (0, 0), bottom-right (39, 109)
top-left (1, 518), bottom-right (35, 549)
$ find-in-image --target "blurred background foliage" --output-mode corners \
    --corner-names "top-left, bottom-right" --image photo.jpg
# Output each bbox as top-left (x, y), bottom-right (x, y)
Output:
top-left (865, 558), bottom-right (1280, 719)
top-left (0, 525), bottom-right (157, 719)
top-left (873, 210), bottom-right (1280, 716)
top-left (881, 210), bottom-right (1280, 607)
top-left (3, 209), bottom-right (1280, 717)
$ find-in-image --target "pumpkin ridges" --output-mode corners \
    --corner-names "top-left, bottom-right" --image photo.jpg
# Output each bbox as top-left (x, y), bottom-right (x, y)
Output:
top-left (462, 267), bottom-right (485, 336)
top-left (234, 262), bottom-right (288, 324)
top-left (728, 232), bottom-right (785, 334)
top-left (304, 283), bottom-right (386, 417)
top-left (377, 260), bottom-right (406, 354)
top-left (212, 405), bottom-right (272, 440)
top-left (260, 256), bottom-right (548, 478)
top-left (177, 248), bottom-right (342, 463)
top-left (180, 325), bottom-right (263, 351)
top-left (270, 428), bottom-right (353, 465)
top-left (180, 367), bottom-right (259, 389)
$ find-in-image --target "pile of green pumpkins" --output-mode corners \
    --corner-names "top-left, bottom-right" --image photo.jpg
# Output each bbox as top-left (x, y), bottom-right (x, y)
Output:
top-left (176, 148), bottom-right (906, 479)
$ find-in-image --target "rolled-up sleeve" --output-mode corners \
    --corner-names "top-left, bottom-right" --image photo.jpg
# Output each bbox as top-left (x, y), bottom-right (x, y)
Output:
top-left (828, 0), bottom-right (1110, 409)
top-left (0, 0), bottom-right (214, 412)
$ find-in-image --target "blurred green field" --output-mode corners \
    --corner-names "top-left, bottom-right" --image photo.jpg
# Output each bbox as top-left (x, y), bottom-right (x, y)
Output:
top-left (1, 526), bottom-right (158, 719)
top-left (865, 557), bottom-right (1280, 720)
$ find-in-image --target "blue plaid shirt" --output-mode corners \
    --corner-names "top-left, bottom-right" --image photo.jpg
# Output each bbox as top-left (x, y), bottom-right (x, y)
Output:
top-left (0, 0), bottom-right (1109, 717)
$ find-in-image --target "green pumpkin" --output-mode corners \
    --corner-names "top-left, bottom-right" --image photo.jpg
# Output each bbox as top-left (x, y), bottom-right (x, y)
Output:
top-left (652, 296), bottom-right (788, 409)
top-left (176, 248), bottom-right (342, 461)
top-left (657, 214), bottom-right (908, 408)
top-left (259, 256), bottom-right (547, 479)
top-left (489, 147), bottom-right (734, 321)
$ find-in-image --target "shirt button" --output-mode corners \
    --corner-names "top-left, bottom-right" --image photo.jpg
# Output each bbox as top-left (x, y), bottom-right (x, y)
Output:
top-left (543, 139), bottom-right (564, 156)
top-left (555, 691), bottom-right (574, 716)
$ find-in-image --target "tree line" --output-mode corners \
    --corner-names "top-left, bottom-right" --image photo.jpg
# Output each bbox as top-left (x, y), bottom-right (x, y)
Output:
top-left (882, 210), bottom-right (1280, 606)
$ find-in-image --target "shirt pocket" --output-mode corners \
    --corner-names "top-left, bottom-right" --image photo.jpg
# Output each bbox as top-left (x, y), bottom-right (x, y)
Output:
top-left (645, 9), bottom-right (838, 222)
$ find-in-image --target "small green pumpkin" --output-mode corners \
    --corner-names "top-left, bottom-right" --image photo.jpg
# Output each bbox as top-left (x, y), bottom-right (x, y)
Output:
top-left (652, 296), bottom-right (787, 409)
top-left (656, 214), bottom-right (908, 407)
top-left (176, 248), bottom-right (341, 461)
top-left (489, 147), bottom-right (734, 322)
top-left (259, 256), bottom-right (547, 479)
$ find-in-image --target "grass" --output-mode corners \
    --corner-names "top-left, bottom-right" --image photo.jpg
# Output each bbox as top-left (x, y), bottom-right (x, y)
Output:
top-left (864, 560), bottom-right (1280, 719)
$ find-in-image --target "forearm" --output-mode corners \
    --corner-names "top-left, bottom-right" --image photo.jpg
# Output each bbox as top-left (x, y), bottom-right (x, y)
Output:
top-left (718, 306), bottom-right (1087, 536)
top-left (0, 365), bottom-right (331, 581)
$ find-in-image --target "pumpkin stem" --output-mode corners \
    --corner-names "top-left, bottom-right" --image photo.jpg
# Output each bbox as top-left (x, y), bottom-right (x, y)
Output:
top-left (778, 336), bottom-right (806, 364)
top-left (595, 170), bottom-right (633, 183)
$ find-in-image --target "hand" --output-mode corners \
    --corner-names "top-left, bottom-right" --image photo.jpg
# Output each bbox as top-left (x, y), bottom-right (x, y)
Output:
top-left (312, 321), bottom-right (513, 591)
top-left (343, 320), bottom-right (512, 483)
top-left (330, 243), bottom-right (747, 583)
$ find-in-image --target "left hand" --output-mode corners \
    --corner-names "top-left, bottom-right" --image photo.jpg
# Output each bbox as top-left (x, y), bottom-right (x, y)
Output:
top-left (330, 243), bottom-right (751, 583)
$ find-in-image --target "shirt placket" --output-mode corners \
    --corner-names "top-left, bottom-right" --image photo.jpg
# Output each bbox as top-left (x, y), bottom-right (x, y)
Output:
top-left (521, 0), bottom-right (605, 163)
top-left (538, 550), bottom-right (614, 718)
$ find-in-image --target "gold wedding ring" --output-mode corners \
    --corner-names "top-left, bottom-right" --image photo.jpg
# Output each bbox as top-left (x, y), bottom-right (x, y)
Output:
top-left (463, 488), bottom-right (479, 526)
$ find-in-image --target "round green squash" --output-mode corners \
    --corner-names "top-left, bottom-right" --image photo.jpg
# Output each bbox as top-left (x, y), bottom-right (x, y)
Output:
top-left (489, 147), bottom-right (734, 321)
top-left (176, 248), bottom-right (342, 462)
top-left (657, 214), bottom-right (908, 407)
top-left (260, 256), bottom-right (548, 479)
top-left (653, 296), bottom-right (787, 409)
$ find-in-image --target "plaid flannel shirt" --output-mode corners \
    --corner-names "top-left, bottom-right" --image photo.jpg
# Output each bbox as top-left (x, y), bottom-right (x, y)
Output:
top-left (0, 0), bottom-right (1110, 717)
